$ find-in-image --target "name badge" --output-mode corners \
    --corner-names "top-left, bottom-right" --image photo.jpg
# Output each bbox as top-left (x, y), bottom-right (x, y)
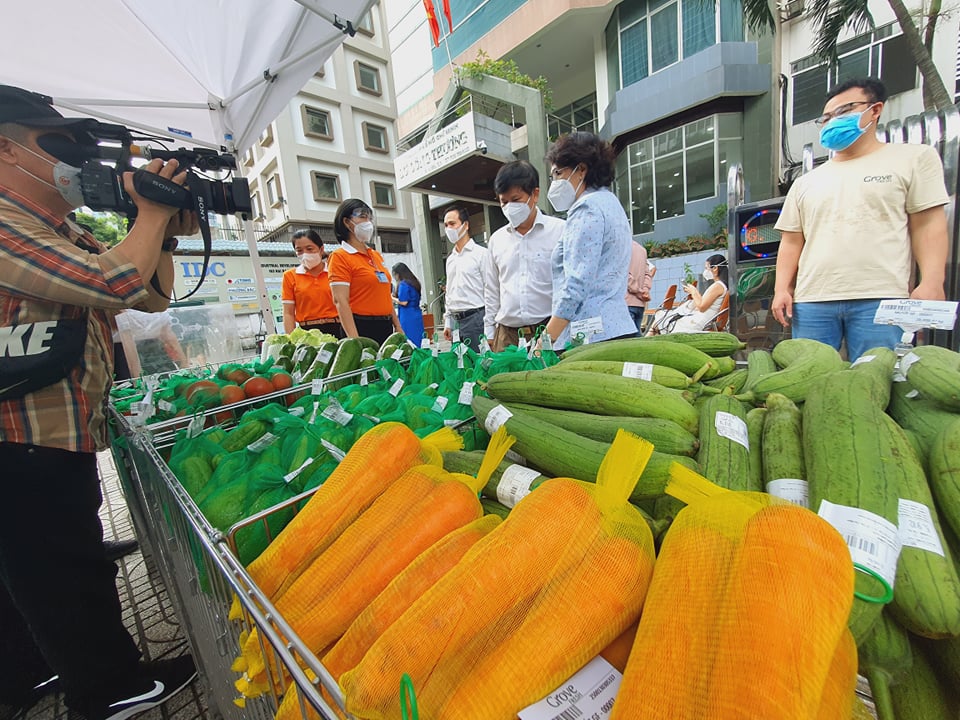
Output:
top-left (375, 271), bottom-right (389, 283)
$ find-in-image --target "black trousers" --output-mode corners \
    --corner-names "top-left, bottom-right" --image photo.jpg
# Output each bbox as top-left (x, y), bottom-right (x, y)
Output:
top-left (0, 443), bottom-right (140, 710)
top-left (353, 315), bottom-right (395, 345)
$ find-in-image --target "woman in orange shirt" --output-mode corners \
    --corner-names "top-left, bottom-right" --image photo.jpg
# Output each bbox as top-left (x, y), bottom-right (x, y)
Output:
top-left (281, 229), bottom-right (343, 338)
top-left (328, 199), bottom-right (402, 344)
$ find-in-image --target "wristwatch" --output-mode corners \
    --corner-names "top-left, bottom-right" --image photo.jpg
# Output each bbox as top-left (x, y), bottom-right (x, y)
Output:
top-left (161, 237), bottom-right (179, 252)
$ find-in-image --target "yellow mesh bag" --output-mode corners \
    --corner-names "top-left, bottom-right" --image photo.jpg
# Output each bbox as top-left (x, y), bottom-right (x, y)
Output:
top-left (611, 466), bottom-right (855, 720)
top-left (815, 629), bottom-right (858, 720)
top-left (246, 423), bottom-right (462, 601)
top-left (340, 430), bottom-right (657, 720)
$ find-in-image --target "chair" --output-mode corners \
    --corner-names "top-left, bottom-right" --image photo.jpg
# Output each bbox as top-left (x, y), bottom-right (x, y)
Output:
top-left (661, 284), bottom-right (678, 311)
top-left (706, 293), bottom-right (730, 332)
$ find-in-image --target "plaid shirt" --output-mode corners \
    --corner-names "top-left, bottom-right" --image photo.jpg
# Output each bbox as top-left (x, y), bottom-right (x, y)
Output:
top-left (0, 186), bottom-right (149, 452)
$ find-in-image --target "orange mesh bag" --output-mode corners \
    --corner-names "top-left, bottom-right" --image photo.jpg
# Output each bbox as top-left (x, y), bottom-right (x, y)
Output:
top-left (814, 629), bottom-right (858, 720)
top-left (341, 431), bottom-right (657, 720)
top-left (611, 466), bottom-right (855, 720)
top-left (246, 422), bottom-right (461, 601)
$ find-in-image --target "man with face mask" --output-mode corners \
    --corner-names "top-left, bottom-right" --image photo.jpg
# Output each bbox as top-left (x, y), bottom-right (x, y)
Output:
top-left (772, 77), bottom-right (949, 361)
top-left (0, 86), bottom-right (199, 719)
top-left (441, 205), bottom-right (487, 349)
top-left (484, 161), bottom-right (565, 352)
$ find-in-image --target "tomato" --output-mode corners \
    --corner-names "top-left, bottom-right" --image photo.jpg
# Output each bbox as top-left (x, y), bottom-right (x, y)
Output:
top-left (270, 372), bottom-right (294, 391)
top-left (219, 383), bottom-right (246, 405)
top-left (185, 380), bottom-right (220, 406)
top-left (243, 376), bottom-right (275, 398)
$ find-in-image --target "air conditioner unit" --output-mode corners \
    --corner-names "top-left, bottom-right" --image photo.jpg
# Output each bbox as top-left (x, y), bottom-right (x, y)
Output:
top-left (777, 0), bottom-right (804, 21)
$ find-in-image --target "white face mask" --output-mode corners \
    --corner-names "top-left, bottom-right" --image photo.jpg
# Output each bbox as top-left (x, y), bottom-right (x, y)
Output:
top-left (12, 139), bottom-right (85, 209)
top-left (353, 220), bottom-right (375, 243)
top-left (501, 200), bottom-right (533, 229)
top-left (702, 268), bottom-right (714, 281)
top-left (445, 225), bottom-right (464, 244)
top-left (300, 252), bottom-right (323, 269)
top-left (547, 170), bottom-right (584, 213)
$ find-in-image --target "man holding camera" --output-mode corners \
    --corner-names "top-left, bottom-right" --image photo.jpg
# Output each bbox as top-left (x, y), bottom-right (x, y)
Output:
top-left (0, 86), bottom-right (198, 719)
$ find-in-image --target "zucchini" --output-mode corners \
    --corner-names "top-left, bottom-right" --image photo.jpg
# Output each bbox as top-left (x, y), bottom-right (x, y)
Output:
top-left (742, 349), bottom-right (776, 392)
top-left (804, 371), bottom-right (900, 644)
top-left (642, 331), bottom-right (746, 356)
top-left (443, 450), bottom-right (548, 507)
top-left (700, 367), bottom-right (749, 393)
top-left (559, 337), bottom-right (733, 378)
top-left (760, 393), bottom-right (806, 505)
top-left (745, 338), bottom-right (845, 403)
top-left (471, 396), bottom-right (698, 500)
top-left (929, 417), bottom-right (960, 542)
top-left (548, 360), bottom-right (693, 388)
top-left (881, 413), bottom-right (960, 639)
top-left (484, 369), bottom-right (700, 433)
top-left (901, 344), bottom-right (960, 411)
top-left (745, 406), bottom-right (766, 494)
top-left (696, 393), bottom-right (755, 491)
top-left (500, 402), bottom-right (698, 457)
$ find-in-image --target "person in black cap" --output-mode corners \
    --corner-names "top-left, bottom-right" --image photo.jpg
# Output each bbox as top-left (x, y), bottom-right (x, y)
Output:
top-left (0, 86), bottom-right (199, 720)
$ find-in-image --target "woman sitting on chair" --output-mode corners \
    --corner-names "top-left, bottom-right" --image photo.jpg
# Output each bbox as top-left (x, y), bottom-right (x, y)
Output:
top-left (648, 254), bottom-right (728, 334)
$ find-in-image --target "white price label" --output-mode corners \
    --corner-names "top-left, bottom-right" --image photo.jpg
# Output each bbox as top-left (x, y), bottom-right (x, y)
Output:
top-left (622, 362), bottom-right (654, 381)
top-left (186, 414), bottom-right (206, 439)
top-left (321, 400), bottom-right (354, 426)
top-left (818, 500), bottom-right (902, 589)
top-left (432, 342), bottom-right (439, 358)
top-left (451, 328), bottom-right (461, 343)
top-left (360, 370), bottom-right (370, 387)
top-left (288, 406), bottom-right (306, 417)
top-left (479, 337), bottom-right (491, 354)
top-left (317, 348), bottom-right (334, 364)
top-left (420, 337), bottom-right (431, 349)
top-left (458, 381), bottom-right (475, 405)
top-left (361, 349), bottom-right (375, 362)
top-left (283, 457), bottom-right (315, 484)
top-left (157, 399), bottom-right (177, 414)
top-left (453, 344), bottom-right (468, 368)
top-left (388, 378), bottom-right (405, 397)
top-left (898, 499), bottom-right (945, 556)
top-left (766, 479), bottom-right (809, 508)
top-left (496, 465), bottom-right (543, 508)
top-left (143, 374), bottom-right (160, 391)
top-left (390, 348), bottom-right (405, 360)
top-left (518, 335), bottom-right (529, 350)
top-left (291, 345), bottom-right (308, 364)
top-left (570, 316), bottom-right (604, 339)
top-left (874, 299), bottom-right (959, 330)
top-left (484, 404), bottom-right (513, 434)
top-left (431, 396), bottom-right (450, 413)
top-left (850, 354), bottom-right (876, 367)
top-left (320, 437), bottom-right (345, 459)
top-left (443, 418), bottom-right (462, 427)
top-left (293, 370), bottom-right (303, 384)
top-left (714, 411), bottom-right (749, 450)
top-left (311, 378), bottom-right (325, 395)
top-left (247, 432), bottom-right (279, 453)
top-left (519, 657), bottom-right (621, 720)
top-left (899, 352), bottom-right (921, 377)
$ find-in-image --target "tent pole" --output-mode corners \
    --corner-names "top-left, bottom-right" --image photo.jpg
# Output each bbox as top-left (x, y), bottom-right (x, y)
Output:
top-left (242, 217), bottom-right (276, 335)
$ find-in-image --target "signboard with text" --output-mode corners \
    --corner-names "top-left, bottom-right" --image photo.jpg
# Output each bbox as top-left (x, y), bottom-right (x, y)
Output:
top-left (394, 112), bottom-right (478, 189)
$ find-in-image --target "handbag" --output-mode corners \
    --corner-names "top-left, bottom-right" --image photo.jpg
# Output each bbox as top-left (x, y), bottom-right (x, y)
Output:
top-left (0, 316), bottom-right (88, 401)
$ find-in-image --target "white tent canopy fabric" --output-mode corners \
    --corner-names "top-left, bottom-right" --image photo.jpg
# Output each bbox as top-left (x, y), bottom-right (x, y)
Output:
top-left (2, 0), bottom-right (377, 153)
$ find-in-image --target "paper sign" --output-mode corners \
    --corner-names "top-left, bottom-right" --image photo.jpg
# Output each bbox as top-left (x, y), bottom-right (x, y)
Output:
top-left (898, 499), bottom-right (945, 556)
top-left (715, 411), bottom-right (749, 450)
top-left (388, 378), bottom-right (405, 397)
top-left (321, 399), bottom-right (353, 426)
top-left (873, 299), bottom-right (959, 329)
top-left (570, 316), bottom-right (604, 338)
top-left (458, 381), bottom-right (475, 405)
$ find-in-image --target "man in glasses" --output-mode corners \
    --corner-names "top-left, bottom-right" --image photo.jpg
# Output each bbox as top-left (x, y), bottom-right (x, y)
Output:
top-left (772, 77), bottom-right (949, 361)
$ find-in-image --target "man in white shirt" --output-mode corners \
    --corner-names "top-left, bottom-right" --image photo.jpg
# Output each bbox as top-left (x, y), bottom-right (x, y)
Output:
top-left (442, 205), bottom-right (487, 349)
top-left (484, 161), bottom-right (565, 352)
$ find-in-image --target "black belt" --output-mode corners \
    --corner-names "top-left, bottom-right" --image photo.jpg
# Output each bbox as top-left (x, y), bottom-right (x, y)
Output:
top-left (451, 307), bottom-right (483, 320)
top-left (301, 318), bottom-right (339, 327)
top-left (354, 314), bottom-right (393, 321)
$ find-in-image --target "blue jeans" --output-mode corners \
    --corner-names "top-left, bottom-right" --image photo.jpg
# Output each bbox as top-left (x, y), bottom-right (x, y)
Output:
top-left (792, 300), bottom-right (903, 362)
top-left (628, 305), bottom-right (645, 335)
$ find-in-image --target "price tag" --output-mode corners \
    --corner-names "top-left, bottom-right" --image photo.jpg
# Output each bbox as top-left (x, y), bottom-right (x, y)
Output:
top-left (496, 465), bottom-right (542, 508)
top-left (898, 499), bottom-right (945, 556)
top-left (519, 657), bottom-right (621, 720)
top-left (873, 299), bottom-right (959, 329)
top-left (570, 316), bottom-right (604, 339)
top-left (293, 370), bottom-right (304, 384)
top-left (311, 379), bottom-right (325, 395)
top-left (458, 381), bottom-right (475, 405)
top-left (479, 336), bottom-right (491, 354)
top-left (361, 349), bottom-right (376, 363)
top-left (288, 406), bottom-right (306, 417)
top-left (143, 374), bottom-right (160, 391)
top-left (321, 399), bottom-right (354, 426)
top-left (484, 404), bottom-right (513, 434)
top-left (283, 457), bottom-right (315, 484)
top-left (186, 414), bottom-right (206, 439)
top-left (432, 341), bottom-right (439, 358)
top-left (420, 337), bottom-right (431, 349)
top-left (320, 437), bottom-right (345, 460)
top-left (453, 344), bottom-right (468, 369)
top-left (247, 432), bottom-right (279, 453)
top-left (766, 479), bottom-right (809, 508)
top-left (390, 348), bottom-right (405, 360)
top-left (899, 352), bottom-right (921, 377)
top-left (431, 396), bottom-right (450, 413)
top-left (291, 345), bottom-right (308, 364)
top-left (622, 362), bottom-right (654, 381)
top-left (360, 370), bottom-right (369, 387)
top-left (850, 354), bottom-right (876, 367)
top-left (157, 399), bottom-right (177, 414)
top-left (451, 328), bottom-right (461, 343)
top-left (818, 500), bottom-right (902, 589)
top-left (518, 335), bottom-right (529, 350)
top-left (714, 411), bottom-right (749, 450)
top-left (388, 378), bottom-right (405, 397)
top-left (317, 348), bottom-right (334, 364)
top-left (443, 418), bottom-right (462, 427)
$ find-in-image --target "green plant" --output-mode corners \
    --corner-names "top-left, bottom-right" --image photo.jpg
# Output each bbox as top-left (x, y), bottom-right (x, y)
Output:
top-left (699, 204), bottom-right (728, 237)
top-left (682, 263), bottom-right (696, 286)
top-left (457, 50), bottom-right (553, 111)
top-left (646, 234), bottom-right (726, 260)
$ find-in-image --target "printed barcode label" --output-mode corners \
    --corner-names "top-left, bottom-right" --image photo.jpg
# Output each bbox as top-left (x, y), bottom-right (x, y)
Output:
top-left (479, 337), bottom-right (491, 354)
top-left (818, 500), bottom-right (901, 589)
top-left (519, 657), bottom-right (621, 720)
top-left (317, 348), bottom-right (334, 364)
top-left (432, 342), bottom-right (439, 357)
top-left (187, 414), bottom-right (206, 439)
top-left (622, 362), bottom-right (654, 381)
top-left (898, 499), bottom-right (945, 556)
top-left (360, 370), bottom-right (369, 386)
top-left (496, 465), bottom-right (542, 508)
top-left (247, 432), bottom-right (279, 453)
top-left (518, 336), bottom-right (529, 350)
top-left (484, 404), bottom-right (513, 434)
top-left (293, 370), bottom-right (303, 383)
top-left (454, 344), bottom-right (468, 369)
top-left (388, 378), bottom-right (405, 397)
top-left (715, 411), bottom-right (749, 450)
top-left (766, 479), bottom-right (809, 508)
top-left (553, 708), bottom-right (582, 720)
top-left (284, 457), bottom-right (315, 483)
top-left (311, 378), bottom-right (324, 395)
top-left (361, 349), bottom-right (375, 362)
top-left (432, 396), bottom-right (449, 413)
top-left (451, 328), bottom-right (460, 343)
top-left (391, 348), bottom-right (404, 360)
top-left (157, 399), bottom-right (177, 413)
top-left (144, 374), bottom-right (160, 391)
top-left (421, 338), bottom-right (431, 349)
top-left (288, 407), bottom-right (306, 417)
top-left (458, 381), bottom-right (475, 405)
top-left (321, 400), bottom-right (354, 426)
top-left (292, 345), bottom-right (308, 364)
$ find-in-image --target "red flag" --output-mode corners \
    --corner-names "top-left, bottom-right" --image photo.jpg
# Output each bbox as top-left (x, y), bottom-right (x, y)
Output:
top-left (422, 0), bottom-right (440, 47)
top-left (442, 0), bottom-right (453, 33)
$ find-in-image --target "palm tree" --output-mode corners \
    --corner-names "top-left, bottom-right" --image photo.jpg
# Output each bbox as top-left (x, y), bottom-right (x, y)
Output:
top-left (741, 0), bottom-right (953, 110)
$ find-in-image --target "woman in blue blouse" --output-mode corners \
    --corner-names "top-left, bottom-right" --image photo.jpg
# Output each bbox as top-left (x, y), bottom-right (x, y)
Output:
top-left (542, 131), bottom-right (635, 347)
top-left (392, 263), bottom-right (426, 343)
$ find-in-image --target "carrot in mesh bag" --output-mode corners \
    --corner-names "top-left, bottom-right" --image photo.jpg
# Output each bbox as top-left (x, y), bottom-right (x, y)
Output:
top-left (246, 422), bottom-right (462, 601)
top-left (610, 465), bottom-right (855, 720)
top-left (340, 431), bottom-right (655, 720)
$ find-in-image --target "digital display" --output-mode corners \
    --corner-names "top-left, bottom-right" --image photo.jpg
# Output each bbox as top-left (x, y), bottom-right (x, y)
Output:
top-left (735, 206), bottom-right (782, 264)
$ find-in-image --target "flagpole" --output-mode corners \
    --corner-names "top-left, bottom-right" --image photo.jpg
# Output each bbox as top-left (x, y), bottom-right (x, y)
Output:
top-left (439, 2), bottom-right (455, 75)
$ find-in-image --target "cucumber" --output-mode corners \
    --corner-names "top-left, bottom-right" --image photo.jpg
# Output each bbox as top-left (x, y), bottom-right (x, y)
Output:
top-left (745, 407), bottom-right (766, 494)
top-left (742, 349), bottom-right (776, 392)
top-left (499, 403), bottom-right (698, 457)
top-left (696, 393), bottom-right (755, 491)
top-left (559, 337), bottom-right (733, 378)
top-left (760, 393), bottom-right (806, 504)
top-left (548, 360), bottom-right (693, 388)
top-left (929, 417), bottom-right (960, 542)
top-left (302, 341), bottom-right (338, 382)
top-left (745, 338), bottom-right (845, 404)
top-left (640, 331), bottom-right (746, 357)
top-left (804, 371), bottom-right (900, 644)
top-left (325, 338), bottom-right (363, 391)
top-left (471, 397), bottom-right (698, 500)
top-left (881, 413), bottom-right (960, 639)
top-left (901, 344), bottom-right (960, 411)
top-left (484, 369), bottom-right (700, 433)
top-left (701, 368), bottom-right (748, 393)
top-left (888, 378), bottom-right (959, 460)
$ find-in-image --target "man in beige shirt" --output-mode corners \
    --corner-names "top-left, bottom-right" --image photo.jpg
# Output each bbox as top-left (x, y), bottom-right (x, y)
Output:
top-left (773, 77), bottom-right (949, 361)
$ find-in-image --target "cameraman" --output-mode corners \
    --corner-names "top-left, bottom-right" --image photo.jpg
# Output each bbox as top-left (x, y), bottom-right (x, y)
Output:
top-left (0, 86), bottom-right (198, 719)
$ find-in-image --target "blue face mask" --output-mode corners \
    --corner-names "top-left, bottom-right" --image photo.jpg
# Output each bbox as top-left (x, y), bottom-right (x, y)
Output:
top-left (819, 108), bottom-right (873, 152)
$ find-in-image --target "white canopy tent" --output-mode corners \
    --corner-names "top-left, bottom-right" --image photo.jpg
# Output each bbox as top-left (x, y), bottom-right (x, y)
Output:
top-left (2, 0), bottom-right (378, 331)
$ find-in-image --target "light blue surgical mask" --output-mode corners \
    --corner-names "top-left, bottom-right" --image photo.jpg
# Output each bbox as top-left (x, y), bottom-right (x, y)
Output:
top-left (819, 108), bottom-right (874, 152)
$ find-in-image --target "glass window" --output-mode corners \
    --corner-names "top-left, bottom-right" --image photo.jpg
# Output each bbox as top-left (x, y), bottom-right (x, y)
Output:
top-left (605, 13), bottom-right (621, 99)
top-left (719, 0), bottom-right (744, 41)
top-left (302, 106), bottom-right (332, 139)
top-left (792, 65), bottom-right (829, 124)
top-left (251, 192), bottom-right (263, 220)
top-left (380, 230), bottom-right (413, 253)
top-left (836, 48), bottom-right (869, 84)
top-left (654, 128), bottom-right (682, 156)
top-left (655, 153), bottom-right (684, 219)
top-left (718, 138), bottom-right (742, 174)
top-left (880, 33), bottom-right (917, 96)
top-left (355, 61), bottom-right (382, 95)
top-left (620, 19), bottom-right (649, 87)
top-left (620, 0), bottom-right (648, 27)
top-left (682, 0), bottom-right (715, 58)
top-left (357, 10), bottom-right (374, 36)
top-left (651, 3), bottom-right (679, 72)
top-left (685, 117), bottom-right (715, 147)
top-left (371, 181), bottom-right (395, 208)
top-left (363, 122), bottom-right (388, 153)
top-left (266, 175), bottom-right (281, 206)
top-left (632, 161), bottom-right (655, 234)
top-left (631, 138), bottom-right (654, 165)
top-left (685, 143), bottom-right (715, 201)
top-left (311, 172), bottom-right (340, 202)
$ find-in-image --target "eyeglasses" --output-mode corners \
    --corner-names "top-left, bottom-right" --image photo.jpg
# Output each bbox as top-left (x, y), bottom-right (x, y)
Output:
top-left (549, 167), bottom-right (572, 180)
top-left (813, 101), bottom-right (874, 127)
top-left (351, 209), bottom-right (374, 220)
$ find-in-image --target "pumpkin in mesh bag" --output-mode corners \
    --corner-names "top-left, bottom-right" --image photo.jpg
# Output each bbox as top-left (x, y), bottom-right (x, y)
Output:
top-left (610, 467), bottom-right (855, 720)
